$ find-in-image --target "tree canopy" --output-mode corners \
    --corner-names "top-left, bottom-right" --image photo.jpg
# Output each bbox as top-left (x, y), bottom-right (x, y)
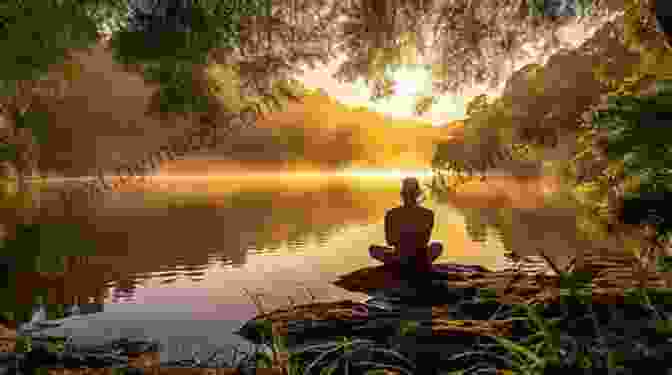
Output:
top-left (0, 0), bottom-right (637, 196)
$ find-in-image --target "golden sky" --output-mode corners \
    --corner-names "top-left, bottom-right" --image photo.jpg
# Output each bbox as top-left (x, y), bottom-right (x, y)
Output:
top-left (293, 54), bottom-right (468, 126)
top-left (291, 13), bottom-right (616, 127)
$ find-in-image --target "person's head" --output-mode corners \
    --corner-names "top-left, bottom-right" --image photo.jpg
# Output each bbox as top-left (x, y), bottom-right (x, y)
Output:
top-left (400, 177), bottom-right (422, 206)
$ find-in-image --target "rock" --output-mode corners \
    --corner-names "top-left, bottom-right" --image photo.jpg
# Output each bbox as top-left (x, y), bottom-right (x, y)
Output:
top-left (107, 337), bottom-right (163, 356)
top-left (333, 263), bottom-right (489, 295)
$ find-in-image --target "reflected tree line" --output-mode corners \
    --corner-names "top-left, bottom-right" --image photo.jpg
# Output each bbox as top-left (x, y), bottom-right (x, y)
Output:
top-left (427, 176), bottom-right (633, 272)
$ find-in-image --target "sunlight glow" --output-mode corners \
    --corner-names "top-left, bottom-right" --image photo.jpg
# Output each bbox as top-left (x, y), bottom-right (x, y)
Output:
top-left (31, 169), bottom-right (438, 185)
top-left (149, 168), bottom-right (436, 180)
top-left (392, 67), bottom-right (429, 96)
top-left (295, 60), bottom-right (468, 126)
top-left (339, 64), bottom-right (469, 126)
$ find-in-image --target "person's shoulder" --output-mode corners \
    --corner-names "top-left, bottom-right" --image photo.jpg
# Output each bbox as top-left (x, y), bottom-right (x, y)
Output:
top-left (386, 206), bottom-right (403, 215)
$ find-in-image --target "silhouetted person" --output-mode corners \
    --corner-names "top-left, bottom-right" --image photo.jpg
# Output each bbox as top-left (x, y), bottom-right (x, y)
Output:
top-left (370, 177), bottom-right (442, 276)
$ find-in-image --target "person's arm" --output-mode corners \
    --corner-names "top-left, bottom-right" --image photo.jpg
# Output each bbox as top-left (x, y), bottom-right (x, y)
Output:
top-left (385, 210), bottom-right (399, 248)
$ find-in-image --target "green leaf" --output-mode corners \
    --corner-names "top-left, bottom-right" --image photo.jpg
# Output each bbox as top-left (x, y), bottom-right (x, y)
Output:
top-left (477, 288), bottom-right (499, 302)
top-left (320, 362), bottom-right (339, 375)
top-left (441, 371), bottom-right (465, 375)
top-left (527, 0), bottom-right (545, 17)
top-left (656, 80), bottom-right (672, 95)
top-left (0, 143), bottom-right (18, 162)
top-left (492, 335), bottom-right (543, 368)
top-left (398, 320), bottom-right (420, 336)
top-left (364, 370), bottom-right (392, 375)
top-left (656, 255), bottom-right (672, 273)
top-left (21, 110), bottom-right (50, 145)
top-left (607, 351), bottom-right (626, 369)
top-left (575, 0), bottom-right (593, 18)
top-left (654, 318), bottom-right (672, 336)
top-left (15, 335), bottom-right (32, 353)
top-left (0, 311), bottom-right (14, 321)
top-left (0, 79), bottom-right (17, 97)
top-left (255, 351), bottom-right (273, 368)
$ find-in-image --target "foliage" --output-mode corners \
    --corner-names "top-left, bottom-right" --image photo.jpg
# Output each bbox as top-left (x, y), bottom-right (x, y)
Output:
top-left (0, 223), bottom-right (97, 261)
top-left (412, 95), bottom-right (438, 117)
top-left (108, 0), bottom-right (271, 117)
top-left (246, 333), bottom-right (416, 375)
top-left (332, 0), bottom-right (614, 96)
top-left (112, 0), bottom-right (271, 65)
top-left (0, 0), bottom-right (100, 96)
top-left (580, 81), bottom-right (672, 239)
top-left (465, 94), bottom-right (492, 118)
top-left (141, 61), bottom-right (211, 115)
top-left (527, 0), bottom-right (595, 19)
top-left (369, 74), bottom-right (397, 103)
top-left (431, 96), bottom-right (518, 187)
top-left (0, 143), bottom-right (18, 163)
top-left (207, 64), bottom-right (307, 118)
top-left (271, 125), bottom-right (307, 162)
top-left (623, 0), bottom-right (657, 53)
top-left (563, 1), bottom-right (672, 246)
top-left (591, 91), bottom-right (672, 188)
top-left (13, 109), bottom-right (50, 147)
top-left (239, 289), bottom-right (415, 375)
top-left (0, 0), bottom-right (625, 188)
top-left (0, 221), bottom-right (96, 337)
top-left (462, 262), bottom-right (672, 373)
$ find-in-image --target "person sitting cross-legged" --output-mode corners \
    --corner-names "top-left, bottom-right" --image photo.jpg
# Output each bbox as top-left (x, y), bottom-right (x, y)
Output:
top-left (369, 177), bottom-right (443, 277)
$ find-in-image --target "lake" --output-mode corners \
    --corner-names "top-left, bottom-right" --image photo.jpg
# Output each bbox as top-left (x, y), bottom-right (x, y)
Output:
top-left (2, 169), bottom-right (607, 362)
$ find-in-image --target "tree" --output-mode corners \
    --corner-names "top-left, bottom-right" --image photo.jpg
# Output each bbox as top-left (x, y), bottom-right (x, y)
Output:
top-left (0, 0), bottom-right (104, 193)
top-left (465, 94), bottom-right (492, 117)
top-left (0, 0), bottom-right (627, 197)
top-left (108, 0), bottom-right (274, 116)
top-left (413, 95), bottom-right (438, 116)
top-left (335, 0), bottom-right (611, 97)
top-left (0, 0), bottom-right (325, 194)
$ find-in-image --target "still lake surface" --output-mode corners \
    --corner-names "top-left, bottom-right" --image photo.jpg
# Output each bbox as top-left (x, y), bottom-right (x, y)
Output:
top-left (6, 169), bottom-right (579, 361)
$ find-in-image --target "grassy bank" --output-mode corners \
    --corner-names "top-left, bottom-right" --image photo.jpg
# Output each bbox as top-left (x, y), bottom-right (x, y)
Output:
top-left (234, 264), bottom-right (672, 374)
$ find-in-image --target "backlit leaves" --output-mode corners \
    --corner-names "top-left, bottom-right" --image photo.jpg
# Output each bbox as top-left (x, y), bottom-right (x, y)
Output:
top-left (413, 95), bottom-right (438, 117)
top-left (466, 94), bottom-right (491, 117)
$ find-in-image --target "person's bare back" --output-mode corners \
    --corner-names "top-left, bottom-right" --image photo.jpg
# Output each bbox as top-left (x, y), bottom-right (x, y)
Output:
top-left (384, 205), bottom-right (434, 257)
top-left (369, 177), bottom-right (443, 275)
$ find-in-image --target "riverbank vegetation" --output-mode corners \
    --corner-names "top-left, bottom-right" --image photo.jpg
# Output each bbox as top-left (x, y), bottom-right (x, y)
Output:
top-left (430, 0), bottom-right (672, 267)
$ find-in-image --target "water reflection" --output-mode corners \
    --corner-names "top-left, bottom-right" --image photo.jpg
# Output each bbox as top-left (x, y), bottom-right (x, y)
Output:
top-left (2, 171), bottom-right (596, 322)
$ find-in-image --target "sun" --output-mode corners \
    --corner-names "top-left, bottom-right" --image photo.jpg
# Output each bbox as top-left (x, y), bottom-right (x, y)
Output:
top-left (392, 67), bottom-right (429, 96)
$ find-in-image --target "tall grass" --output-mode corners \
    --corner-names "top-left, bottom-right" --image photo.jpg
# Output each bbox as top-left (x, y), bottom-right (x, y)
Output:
top-left (238, 285), bottom-right (416, 375)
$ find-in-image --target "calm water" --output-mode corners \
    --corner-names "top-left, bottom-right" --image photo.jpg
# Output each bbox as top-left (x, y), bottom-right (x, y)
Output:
top-left (3, 169), bottom-right (597, 361)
